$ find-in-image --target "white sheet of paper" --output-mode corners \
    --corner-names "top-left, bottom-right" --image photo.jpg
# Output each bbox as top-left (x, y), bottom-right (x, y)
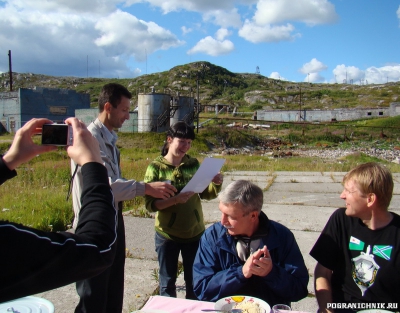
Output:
top-left (180, 158), bottom-right (225, 193)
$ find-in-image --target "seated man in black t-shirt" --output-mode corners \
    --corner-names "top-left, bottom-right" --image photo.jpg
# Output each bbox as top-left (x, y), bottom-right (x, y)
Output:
top-left (310, 162), bottom-right (400, 312)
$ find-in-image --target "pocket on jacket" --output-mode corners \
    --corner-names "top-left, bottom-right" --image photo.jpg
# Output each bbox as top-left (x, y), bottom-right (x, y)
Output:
top-left (168, 212), bottom-right (177, 228)
top-left (194, 209), bottom-right (200, 223)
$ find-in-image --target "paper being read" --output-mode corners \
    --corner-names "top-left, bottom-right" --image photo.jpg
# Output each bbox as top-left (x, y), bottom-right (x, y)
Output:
top-left (180, 158), bottom-right (225, 193)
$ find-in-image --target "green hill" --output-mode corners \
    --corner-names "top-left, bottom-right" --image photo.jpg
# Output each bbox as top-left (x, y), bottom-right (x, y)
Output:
top-left (1, 61), bottom-right (399, 111)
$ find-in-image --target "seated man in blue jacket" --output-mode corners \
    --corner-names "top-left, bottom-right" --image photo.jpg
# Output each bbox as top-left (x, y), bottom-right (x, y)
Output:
top-left (193, 180), bottom-right (309, 306)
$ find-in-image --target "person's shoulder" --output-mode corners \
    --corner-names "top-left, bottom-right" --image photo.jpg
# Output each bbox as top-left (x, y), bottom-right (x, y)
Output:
top-left (87, 120), bottom-right (101, 136)
top-left (269, 219), bottom-right (293, 236)
top-left (152, 155), bottom-right (164, 163)
top-left (148, 155), bottom-right (168, 168)
top-left (390, 212), bottom-right (400, 226)
top-left (204, 222), bottom-right (225, 237)
top-left (327, 207), bottom-right (348, 220)
top-left (183, 154), bottom-right (199, 164)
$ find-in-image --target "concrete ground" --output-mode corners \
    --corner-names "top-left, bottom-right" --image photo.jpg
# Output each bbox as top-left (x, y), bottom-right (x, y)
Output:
top-left (35, 171), bottom-right (400, 313)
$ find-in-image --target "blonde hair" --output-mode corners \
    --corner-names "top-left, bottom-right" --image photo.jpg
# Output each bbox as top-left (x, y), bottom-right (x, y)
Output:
top-left (343, 162), bottom-right (393, 210)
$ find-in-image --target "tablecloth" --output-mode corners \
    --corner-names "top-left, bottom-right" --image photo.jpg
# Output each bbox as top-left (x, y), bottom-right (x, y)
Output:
top-left (140, 295), bottom-right (215, 312)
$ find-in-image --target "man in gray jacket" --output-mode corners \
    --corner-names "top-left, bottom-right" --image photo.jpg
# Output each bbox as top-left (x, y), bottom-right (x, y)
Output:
top-left (71, 83), bottom-right (177, 313)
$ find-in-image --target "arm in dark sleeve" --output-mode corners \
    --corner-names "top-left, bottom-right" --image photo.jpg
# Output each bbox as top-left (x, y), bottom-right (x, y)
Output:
top-left (0, 162), bottom-right (117, 303)
top-left (0, 155), bottom-right (17, 185)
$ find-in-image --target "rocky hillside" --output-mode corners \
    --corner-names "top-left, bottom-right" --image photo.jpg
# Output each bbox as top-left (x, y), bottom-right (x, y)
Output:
top-left (1, 61), bottom-right (399, 111)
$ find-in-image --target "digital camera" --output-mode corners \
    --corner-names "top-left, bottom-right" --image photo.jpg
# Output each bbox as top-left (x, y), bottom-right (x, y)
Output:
top-left (41, 123), bottom-right (73, 146)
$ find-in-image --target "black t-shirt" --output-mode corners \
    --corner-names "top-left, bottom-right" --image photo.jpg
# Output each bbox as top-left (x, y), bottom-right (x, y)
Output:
top-left (310, 208), bottom-right (400, 305)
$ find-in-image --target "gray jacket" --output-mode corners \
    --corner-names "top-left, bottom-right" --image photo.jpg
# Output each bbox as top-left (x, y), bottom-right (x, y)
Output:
top-left (71, 118), bottom-right (145, 229)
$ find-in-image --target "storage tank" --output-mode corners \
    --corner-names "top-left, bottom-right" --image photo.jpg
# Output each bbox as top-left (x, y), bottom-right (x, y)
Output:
top-left (170, 96), bottom-right (195, 126)
top-left (138, 91), bottom-right (171, 133)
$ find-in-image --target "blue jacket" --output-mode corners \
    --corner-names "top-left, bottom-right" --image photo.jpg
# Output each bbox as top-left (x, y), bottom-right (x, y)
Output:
top-left (193, 212), bottom-right (309, 306)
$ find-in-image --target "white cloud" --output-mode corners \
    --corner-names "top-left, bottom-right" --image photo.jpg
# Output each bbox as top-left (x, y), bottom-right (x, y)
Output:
top-left (299, 58), bottom-right (328, 74)
top-left (239, 20), bottom-right (298, 43)
top-left (0, 1), bottom-right (184, 78)
top-left (254, 0), bottom-right (338, 26)
top-left (181, 26), bottom-right (193, 35)
top-left (332, 65), bottom-right (365, 84)
top-left (9, 0), bottom-right (120, 14)
top-left (304, 72), bottom-right (324, 83)
top-left (397, 5), bottom-right (400, 22)
top-left (364, 65), bottom-right (400, 84)
top-left (124, 0), bottom-right (255, 14)
top-left (0, 4), bottom-right (109, 76)
top-left (215, 28), bottom-right (231, 41)
top-left (269, 72), bottom-right (286, 80)
top-left (331, 64), bottom-right (400, 84)
top-left (203, 8), bottom-right (243, 28)
top-left (95, 10), bottom-right (184, 62)
top-left (187, 36), bottom-right (234, 56)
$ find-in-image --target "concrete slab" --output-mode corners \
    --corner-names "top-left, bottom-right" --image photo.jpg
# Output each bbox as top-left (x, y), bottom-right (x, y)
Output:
top-left (30, 170), bottom-right (400, 313)
top-left (124, 216), bottom-right (157, 260)
top-left (262, 191), bottom-right (344, 208)
top-left (273, 176), bottom-right (336, 183)
top-left (267, 182), bottom-right (342, 193)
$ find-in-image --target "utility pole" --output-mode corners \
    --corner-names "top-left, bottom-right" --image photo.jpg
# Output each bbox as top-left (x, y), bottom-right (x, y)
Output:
top-left (8, 50), bottom-right (13, 91)
top-left (196, 73), bottom-right (200, 133)
top-left (299, 87), bottom-right (302, 121)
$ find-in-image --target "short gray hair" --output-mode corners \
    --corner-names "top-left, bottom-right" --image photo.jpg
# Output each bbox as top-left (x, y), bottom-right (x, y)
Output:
top-left (218, 180), bottom-right (263, 215)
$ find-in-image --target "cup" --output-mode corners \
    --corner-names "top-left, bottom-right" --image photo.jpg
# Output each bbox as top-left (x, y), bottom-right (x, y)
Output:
top-left (272, 304), bottom-right (291, 313)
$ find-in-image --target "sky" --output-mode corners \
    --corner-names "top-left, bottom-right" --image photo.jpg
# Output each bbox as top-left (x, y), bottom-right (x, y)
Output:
top-left (0, 0), bottom-right (399, 84)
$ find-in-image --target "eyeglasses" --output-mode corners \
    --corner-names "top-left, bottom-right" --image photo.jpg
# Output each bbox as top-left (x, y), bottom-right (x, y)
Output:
top-left (342, 188), bottom-right (358, 195)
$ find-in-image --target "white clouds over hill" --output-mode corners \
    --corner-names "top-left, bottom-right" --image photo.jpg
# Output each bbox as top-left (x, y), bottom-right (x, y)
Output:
top-left (0, 0), bottom-right (399, 83)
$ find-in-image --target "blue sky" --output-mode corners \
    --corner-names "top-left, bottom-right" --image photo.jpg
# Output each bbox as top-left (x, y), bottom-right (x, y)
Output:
top-left (0, 0), bottom-right (399, 84)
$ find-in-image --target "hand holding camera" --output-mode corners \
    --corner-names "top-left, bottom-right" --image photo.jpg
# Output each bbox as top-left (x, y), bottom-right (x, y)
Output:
top-left (64, 117), bottom-right (102, 166)
top-left (2, 118), bottom-right (58, 170)
top-left (2, 118), bottom-right (102, 171)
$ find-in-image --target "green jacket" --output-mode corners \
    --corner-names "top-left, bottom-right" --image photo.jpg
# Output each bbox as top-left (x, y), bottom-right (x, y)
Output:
top-left (144, 155), bottom-right (221, 242)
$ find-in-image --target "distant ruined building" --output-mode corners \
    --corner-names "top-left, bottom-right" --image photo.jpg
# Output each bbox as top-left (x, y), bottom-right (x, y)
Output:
top-left (256, 102), bottom-right (400, 123)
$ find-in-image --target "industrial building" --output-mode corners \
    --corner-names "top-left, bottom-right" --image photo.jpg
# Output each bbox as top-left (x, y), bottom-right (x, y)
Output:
top-left (2, 86), bottom-right (399, 134)
top-left (0, 87), bottom-right (90, 132)
top-left (256, 102), bottom-right (400, 123)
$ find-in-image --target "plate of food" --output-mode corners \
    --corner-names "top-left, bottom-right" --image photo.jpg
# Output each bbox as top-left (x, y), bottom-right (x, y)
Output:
top-left (0, 296), bottom-right (54, 313)
top-left (215, 295), bottom-right (270, 313)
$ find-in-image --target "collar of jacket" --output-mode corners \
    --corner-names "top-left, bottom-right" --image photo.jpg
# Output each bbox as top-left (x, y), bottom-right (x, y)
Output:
top-left (232, 211), bottom-right (270, 242)
top-left (153, 154), bottom-right (192, 167)
top-left (217, 211), bottom-right (271, 254)
top-left (93, 118), bottom-right (117, 146)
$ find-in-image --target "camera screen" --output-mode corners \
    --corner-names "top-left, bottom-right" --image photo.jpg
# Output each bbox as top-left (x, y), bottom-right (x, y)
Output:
top-left (41, 124), bottom-right (69, 146)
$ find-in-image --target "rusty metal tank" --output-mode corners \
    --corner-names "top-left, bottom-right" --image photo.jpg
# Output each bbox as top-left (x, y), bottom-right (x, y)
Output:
top-left (170, 95), bottom-right (195, 126)
top-left (138, 90), bottom-right (171, 133)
